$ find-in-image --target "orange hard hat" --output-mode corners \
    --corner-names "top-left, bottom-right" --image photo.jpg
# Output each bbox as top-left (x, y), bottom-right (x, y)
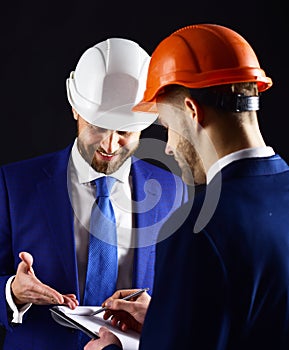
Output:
top-left (133, 24), bottom-right (272, 113)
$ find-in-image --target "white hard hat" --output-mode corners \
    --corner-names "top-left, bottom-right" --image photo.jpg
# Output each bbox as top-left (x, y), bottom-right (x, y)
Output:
top-left (66, 38), bottom-right (158, 132)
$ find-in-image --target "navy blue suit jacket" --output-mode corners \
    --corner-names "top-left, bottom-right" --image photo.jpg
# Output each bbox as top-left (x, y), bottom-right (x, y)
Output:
top-left (0, 143), bottom-right (188, 349)
top-left (139, 155), bottom-right (289, 350)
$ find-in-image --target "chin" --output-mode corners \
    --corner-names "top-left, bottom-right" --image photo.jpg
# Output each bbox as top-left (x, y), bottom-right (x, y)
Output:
top-left (181, 171), bottom-right (195, 186)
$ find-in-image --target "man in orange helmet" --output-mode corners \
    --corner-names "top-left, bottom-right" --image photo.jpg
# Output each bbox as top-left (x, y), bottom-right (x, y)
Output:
top-left (85, 24), bottom-right (289, 350)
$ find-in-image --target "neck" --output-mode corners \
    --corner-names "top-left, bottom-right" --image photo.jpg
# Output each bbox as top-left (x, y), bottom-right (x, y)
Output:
top-left (200, 110), bottom-right (266, 172)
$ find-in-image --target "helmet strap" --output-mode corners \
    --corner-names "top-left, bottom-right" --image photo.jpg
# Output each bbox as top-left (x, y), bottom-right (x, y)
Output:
top-left (189, 89), bottom-right (260, 112)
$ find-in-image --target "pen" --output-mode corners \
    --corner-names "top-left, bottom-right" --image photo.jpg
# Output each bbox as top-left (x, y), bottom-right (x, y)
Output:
top-left (88, 287), bottom-right (149, 316)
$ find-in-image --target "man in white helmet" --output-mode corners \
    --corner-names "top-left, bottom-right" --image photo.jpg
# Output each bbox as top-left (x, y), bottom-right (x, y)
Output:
top-left (0, 38), bottom-right (188, 349)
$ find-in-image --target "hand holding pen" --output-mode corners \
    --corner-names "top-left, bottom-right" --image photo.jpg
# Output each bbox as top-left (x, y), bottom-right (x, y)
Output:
top-left (89, 288), bottom-right (149, 316)
top-left (101, 288), bottom-right (151, 333)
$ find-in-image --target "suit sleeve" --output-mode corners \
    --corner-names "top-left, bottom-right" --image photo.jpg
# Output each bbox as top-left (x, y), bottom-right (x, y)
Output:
top-left (102, 345), bottom-right (122, 350)
top-left (0, 167), bottom-right (16, 330)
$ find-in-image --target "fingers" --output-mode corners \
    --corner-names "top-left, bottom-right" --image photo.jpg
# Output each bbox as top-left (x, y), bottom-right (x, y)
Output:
top-left (104, 292), bottom-right (150, 313)
top-left (98, 326), bottom-right (122, 347)
top-left (62, 294), bottom-right (79, 309)
top-left (103, 309), bottom-right (141, 333)
top-left (109, 312), bottom-right (129, 332)
top-left (19, 251), bottom-right (33, 266)
top-left (26, 282), bottom-right (65, 304)
top-left (103, 300), bottom-right (139, 323)
top-left (106, 299), bottom-right (134, 312)
top-left (102, 290), bottom-right (150, 328)
top-left (98, 326), bottom-right (110, 337)
top-left (13, 252), bottom-right (80, 307)
top-left (13, 260), bottom-right (64, 305)
top-left (19, 251), bottom-right (34, 275)
top-left (101, 289), bottom-right (140, 307)
top-left (84, 327), bottom-right (123, 350)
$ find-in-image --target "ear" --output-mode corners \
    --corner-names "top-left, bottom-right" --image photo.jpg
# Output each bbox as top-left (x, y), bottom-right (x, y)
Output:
top-left (184, 97), bottom-right (204, 124)
top-left (72, 108), bottom-right (79, 121)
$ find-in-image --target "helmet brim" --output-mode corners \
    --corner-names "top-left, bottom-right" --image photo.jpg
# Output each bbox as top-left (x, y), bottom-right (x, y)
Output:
top-left (132, 100), bottom-right (158, 114)
top-left (67, 77), bottom-right (158, 131)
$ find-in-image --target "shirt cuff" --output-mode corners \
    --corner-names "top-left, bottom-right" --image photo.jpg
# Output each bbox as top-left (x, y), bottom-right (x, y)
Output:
top-left (5, 275), bottom-right (32, 323)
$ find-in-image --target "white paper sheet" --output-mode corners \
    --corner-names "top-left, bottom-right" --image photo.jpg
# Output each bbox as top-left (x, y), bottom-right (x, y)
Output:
top-left (50, 305), bottom-right (140, 350)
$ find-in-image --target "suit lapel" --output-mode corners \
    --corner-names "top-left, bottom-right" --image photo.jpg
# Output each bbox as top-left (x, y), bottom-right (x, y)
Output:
top-left (37, 145), bottom-right (79, 294)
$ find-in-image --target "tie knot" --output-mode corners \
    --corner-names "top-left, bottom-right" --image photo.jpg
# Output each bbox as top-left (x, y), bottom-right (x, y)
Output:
top-left (95, 176), bottom-right (116, 198)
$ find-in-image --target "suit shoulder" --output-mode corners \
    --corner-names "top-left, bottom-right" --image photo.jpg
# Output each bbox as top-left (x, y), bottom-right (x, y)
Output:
top-left (0, 144), bottom-right (72, 175)
top-left (132, 157), bottom-right (181, 178)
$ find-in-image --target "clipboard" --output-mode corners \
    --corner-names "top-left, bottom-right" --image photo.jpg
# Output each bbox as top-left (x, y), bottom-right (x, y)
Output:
top-left (50, 305), bottom-right (140, 350)
top-left (50, 307), bottom-right (99, 339)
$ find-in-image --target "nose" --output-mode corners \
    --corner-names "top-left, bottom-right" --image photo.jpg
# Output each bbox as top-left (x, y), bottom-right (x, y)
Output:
top-left (100, 132), bottom-right (120, 154)
top-left (165, 142), bottom-right (174, 156)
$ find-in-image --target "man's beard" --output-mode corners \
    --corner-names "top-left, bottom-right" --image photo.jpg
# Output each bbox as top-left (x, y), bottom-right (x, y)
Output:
top-left (79, 141), bottom-right (140, 175)
top-left (91, 147), bottom-right (135, 174)
top-left (176, 137), bottom-right (206, 185)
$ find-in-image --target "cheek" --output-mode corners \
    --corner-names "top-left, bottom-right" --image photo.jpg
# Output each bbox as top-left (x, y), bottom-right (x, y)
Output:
top-left (78, 126), bottom-right (106, 146)
top-left (121, 134), bottom-right (140, 148)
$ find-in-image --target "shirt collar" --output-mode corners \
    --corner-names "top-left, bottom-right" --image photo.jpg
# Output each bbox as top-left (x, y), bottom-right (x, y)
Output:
top-left (207, 146), bottom-right (275, 184)
top-left (71, 138), bottom-right (131, 184)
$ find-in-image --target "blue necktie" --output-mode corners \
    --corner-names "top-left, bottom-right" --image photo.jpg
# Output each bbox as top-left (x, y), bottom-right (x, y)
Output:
top-left (83, 176), bottom-right (118, 306)
top-left (79, 176), bottom-right (118, 348)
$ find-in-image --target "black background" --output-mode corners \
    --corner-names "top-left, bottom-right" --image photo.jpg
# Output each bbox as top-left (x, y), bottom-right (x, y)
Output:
top-left (0, 2), bottom-right (287, 345)
top-left (1, 1), bottom-right (288, 168)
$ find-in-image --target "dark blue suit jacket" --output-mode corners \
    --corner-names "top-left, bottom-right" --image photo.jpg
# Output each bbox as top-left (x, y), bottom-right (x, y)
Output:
top-left (0, 143), bottom-right (188, 349)
top-left (139, 155), bottom-right (289, 350)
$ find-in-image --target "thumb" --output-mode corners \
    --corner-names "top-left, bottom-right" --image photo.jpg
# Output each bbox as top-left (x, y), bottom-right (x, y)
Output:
top-left (19, 251), bottom-right (35, 275)
top-left (98, 326), bottom-right (111, 337)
